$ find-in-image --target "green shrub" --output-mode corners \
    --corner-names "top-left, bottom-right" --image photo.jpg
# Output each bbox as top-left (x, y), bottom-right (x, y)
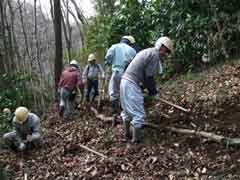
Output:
top-left (0, 73), bottom-right (35, 134)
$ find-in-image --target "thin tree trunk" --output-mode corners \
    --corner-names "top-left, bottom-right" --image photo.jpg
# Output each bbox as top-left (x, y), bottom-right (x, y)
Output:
top-left (54, 0), bottom-right (63, 100)
top-left (0, 0), bottom-right (10, 72)
top-left (34, 0), bottom-right (46, 111)
top-left (65, 4), bottom-right (84, 47)
top-left (61, 1), bottom-right (71, 62)
top-left (70, 0), bottom-right (86, 24)
top-left (17, 0), bottom-right (30, 63)
top-left (7, 0), bottom-right (21, 72)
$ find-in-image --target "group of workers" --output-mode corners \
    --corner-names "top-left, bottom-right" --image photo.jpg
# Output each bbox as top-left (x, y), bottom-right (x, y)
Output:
top-left (2, 35), bottom-right (173, 152)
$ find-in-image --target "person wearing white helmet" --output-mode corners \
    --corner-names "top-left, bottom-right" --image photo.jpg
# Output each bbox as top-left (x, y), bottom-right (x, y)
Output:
top-left (69, 60), bottom-right (85, 104)
top-left (3, 107), bottom-right (42, 152)
top-left (2, 108), bottom-right (12, 123)
top-left (58, 59), bottom-right (82, 120)
top-left (120, 36), bottom-right (173, 143)
top-left (82, 53), bottom-right (105, 103)
top-left (105, 35), bottom-right (137, 126)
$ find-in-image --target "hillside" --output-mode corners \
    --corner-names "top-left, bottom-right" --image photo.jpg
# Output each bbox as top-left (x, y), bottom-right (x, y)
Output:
top-left (1, 60), bottom-right (240, 180)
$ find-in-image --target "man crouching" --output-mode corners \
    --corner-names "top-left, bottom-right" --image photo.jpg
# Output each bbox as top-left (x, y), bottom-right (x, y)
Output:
top-left (3, 107), bottom-right (42, 152)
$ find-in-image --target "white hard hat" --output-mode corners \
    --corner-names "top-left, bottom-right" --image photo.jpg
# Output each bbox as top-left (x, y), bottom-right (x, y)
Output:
top-left (202, 53), bottom-right (210, 63)
top-left (70, 59), bottom-right (78, 65)
top-left (88, 53), bottom-right (96, 62)
top-left (3, 108), bottom-right (11, 114)
top-left (15, 107), bottom-right (29, 124)
top-left (155, 36), bottom-right (173, 53)
top-left (122, 35), bottom-right (136, 44)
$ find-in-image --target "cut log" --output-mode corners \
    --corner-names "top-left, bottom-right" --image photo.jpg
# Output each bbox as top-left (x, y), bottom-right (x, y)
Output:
top-left (144, 122), bottom-right (240, 145)
top-left (166, 126), bottom-right (240, 145)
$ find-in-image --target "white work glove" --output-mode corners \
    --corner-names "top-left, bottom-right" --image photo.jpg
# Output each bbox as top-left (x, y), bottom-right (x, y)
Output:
top-left (18, 142), bottom-right (26, 151)
top-left (83, 79), bottom-right (87, 85)
top-left (101, 75), bottom-right (105, 79)
top-left (26, 135), bottom-right (33, 142)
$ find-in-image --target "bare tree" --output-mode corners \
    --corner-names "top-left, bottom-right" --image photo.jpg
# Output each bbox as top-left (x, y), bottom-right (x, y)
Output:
top-left (54, 0), bottom-right (63, 100)
top-left (70, 0), bottom-right (86, 24)
top-left (17, 0), bottom-right (30, 60)
top-left (65, 3), bottom-right (85, 47)
top-left (0, 0), bottom-right (10, 72)
top-left (61, 0), bottom-right (72, 61)
top-left (7, 0), bottom-right (21, 71)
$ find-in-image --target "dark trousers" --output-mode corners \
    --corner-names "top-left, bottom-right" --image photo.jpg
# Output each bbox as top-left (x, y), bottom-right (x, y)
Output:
top-left (86, 79), bottom-right (99, 101)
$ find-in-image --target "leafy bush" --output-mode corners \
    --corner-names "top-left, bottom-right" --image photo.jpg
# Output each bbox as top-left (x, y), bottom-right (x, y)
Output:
top-left (85, 0), bottom-right (240, 72)
top-left (0, 73), bottom-right (35, 134)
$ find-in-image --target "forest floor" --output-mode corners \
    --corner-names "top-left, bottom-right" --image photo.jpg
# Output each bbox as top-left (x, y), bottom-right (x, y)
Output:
top-left (1, 60), bottom-right (240, 180)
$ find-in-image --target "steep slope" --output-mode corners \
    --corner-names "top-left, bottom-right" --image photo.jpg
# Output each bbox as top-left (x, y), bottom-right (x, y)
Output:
top-left (1, 60), bottom-right (240, 179)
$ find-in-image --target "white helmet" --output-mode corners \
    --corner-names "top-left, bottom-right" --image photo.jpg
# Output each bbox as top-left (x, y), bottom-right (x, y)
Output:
top-left (70, 59), bottom-right (78, 65)
top-left (155, 36), bottom-right (173, 53)
top-left (88, 53), bottom-right (96, 62)
top-left (3, 108), bottom-right (11, 114)
top-left (122, 35), bottom-right (136, 44)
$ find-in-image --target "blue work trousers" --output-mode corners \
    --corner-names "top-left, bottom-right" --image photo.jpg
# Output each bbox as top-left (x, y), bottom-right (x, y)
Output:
top-left (120, 78), bottom-right (145, 128)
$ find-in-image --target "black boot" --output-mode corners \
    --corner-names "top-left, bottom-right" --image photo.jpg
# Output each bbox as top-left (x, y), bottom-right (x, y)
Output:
top-left (59, 105), bottom-right (64, 117)
top-left (111, 100), bottom-right (118, 127)
top-left (123, 120), bottom-right (131, 141)
top-left (132, 127), bottom-right (144, 144)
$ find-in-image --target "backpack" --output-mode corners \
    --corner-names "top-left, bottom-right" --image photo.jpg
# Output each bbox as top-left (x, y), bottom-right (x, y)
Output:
top-left (86, 64), bottom-right (100, 75)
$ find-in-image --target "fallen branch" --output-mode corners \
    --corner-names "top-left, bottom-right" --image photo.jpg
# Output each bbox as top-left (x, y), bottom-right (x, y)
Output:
top-left (159, 98), bottom-right (190, 112)
top-left (166, 126), bottom-right (240, 145)
top-left (78, 144), bottom-right (109, 159)
top-left (90, 107), bottom-right (113, 122)
top-left (144, 122), bottom-right (240, 145)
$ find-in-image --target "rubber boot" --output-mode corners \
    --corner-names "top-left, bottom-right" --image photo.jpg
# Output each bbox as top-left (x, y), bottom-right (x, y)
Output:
top-left (91, 95), bottom-right (97, 103)
top-left (111, 100), bottom-right (118, 127)
top-left (132, 127), bottom-right (144, 144)
top-left (59, 105), bottom-right (64, 117)
top-left (112, 114), bottom-right (117, 127)
top-left (123, 120), bottom-right (131, 141)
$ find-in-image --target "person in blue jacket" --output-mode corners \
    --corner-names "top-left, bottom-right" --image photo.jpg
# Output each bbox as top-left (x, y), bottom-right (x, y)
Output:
top-left (105, 36), bottom-right (137, 126)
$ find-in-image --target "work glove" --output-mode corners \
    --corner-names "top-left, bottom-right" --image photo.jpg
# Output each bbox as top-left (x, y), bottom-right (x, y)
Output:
top-left (144, 94), bottom-right (160, 102)
top-left (18, 142), bottom-right (26, 151)
top-left (83, 79), bottom-right (87, 84)
top-left (154, 94), bottom-right (160, 101)
top-left (104, 59), bottom-right (110, 67)
top-left (26, 135), bottom-right (33, 142)
top-left (101, 75), bottom-right (105, 79)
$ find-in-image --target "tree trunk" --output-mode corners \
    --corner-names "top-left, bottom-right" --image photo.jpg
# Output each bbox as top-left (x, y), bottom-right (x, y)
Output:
top-left (7, 0), bottom-right (21, 72)
top-left (54, 0), bottom-right (63, 100)
top-left (0, 0), bottom-right (10, 73)
top-left (70, 0), bottom-right (86, 24)
top-left (61, 0), bottom-right (72, 62)
top-left (66, 7), bottom-right (84, 47)
top-left (17, 0), bottom-right (30, 64)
